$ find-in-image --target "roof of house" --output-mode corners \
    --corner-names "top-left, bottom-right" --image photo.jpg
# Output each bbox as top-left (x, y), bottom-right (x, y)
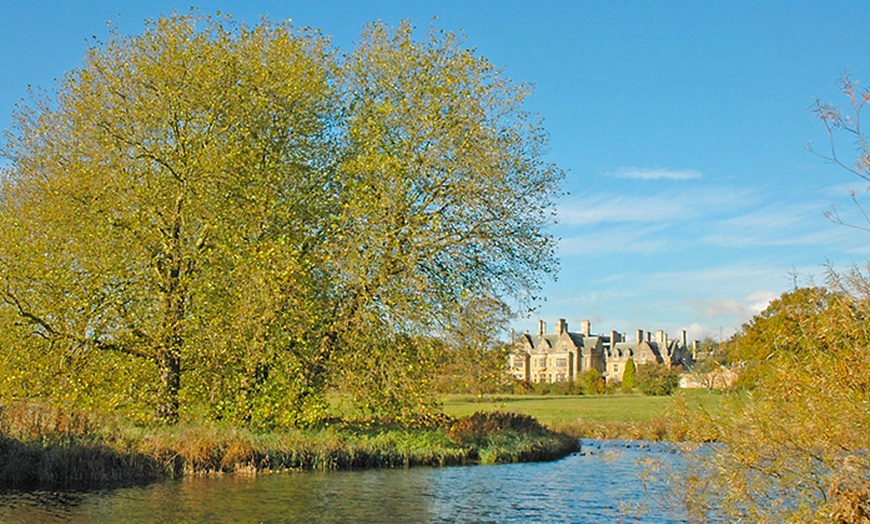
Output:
top-left (516, 331), bottom-right (600, 352)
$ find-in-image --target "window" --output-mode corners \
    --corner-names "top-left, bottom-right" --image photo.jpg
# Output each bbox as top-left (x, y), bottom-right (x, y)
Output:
top-left (555, 358), bottom-right (567, 368)
top-left (613, 364), bottom-right (619, 373)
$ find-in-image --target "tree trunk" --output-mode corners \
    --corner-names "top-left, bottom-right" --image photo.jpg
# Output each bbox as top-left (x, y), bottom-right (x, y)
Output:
top-left (156, 249), bottom-right (185, 425)
top-left (155, 291), bottom-right (184, 423)
top-left (156, 347), bottom-right (181, 424)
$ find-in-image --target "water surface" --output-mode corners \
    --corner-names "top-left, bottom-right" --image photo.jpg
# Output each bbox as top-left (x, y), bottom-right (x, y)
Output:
top-left (0, 439), bottom-right (692, 523)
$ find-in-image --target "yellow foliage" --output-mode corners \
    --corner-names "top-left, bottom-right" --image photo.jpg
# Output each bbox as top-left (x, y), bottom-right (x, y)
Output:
top-left (0, 14), bottom-right (561, 427)
top-left (675, 287), bottom-right (870, 522)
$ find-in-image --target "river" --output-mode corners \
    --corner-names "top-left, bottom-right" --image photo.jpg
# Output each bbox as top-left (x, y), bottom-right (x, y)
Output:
top-left (0, 439), bottom-right (695, 523)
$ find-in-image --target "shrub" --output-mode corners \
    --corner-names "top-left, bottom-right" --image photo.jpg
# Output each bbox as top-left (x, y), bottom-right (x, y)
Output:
top-left (446, 411), bottom-right (544, 447)
top-left (636, 363), bottom-right (680, 396)
top-left (512, 380), bottom-right (533, 394)
top-left (580, 369), bottom-right (606, 395)
top-left (552, 380), bottom-right (581, 395)
top-left (531, 382), bottom-right (556, 395)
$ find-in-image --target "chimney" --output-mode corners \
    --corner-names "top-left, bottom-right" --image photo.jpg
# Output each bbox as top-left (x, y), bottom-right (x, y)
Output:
top-left (581, 319), bottom-right (591, 336)
top-left (510, 328), bottom-right (516, 345)
top-left (538, 319), bottom-right (546, 336)
top-left (610, 330), bottom-right (619, 346)
top-left (681, 329), bottom-right (687, 348)
top-left (557, 318), bottom-right (568, 335)
top-left (656, 330), bottom-right (665, 344)
top-left (637, 329), bottom-right (644, 344)
top-left (647, 331), bottom-right (651, 342)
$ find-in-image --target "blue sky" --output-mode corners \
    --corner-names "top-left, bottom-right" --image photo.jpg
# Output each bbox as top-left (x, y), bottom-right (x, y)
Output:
top-left (3, 1), bottom-right (870, 343)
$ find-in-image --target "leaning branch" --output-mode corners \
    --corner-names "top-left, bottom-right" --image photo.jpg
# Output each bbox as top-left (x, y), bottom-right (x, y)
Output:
top-left (2, 289), bottom-right (152, 360)
top-left (1, 290), bottom-right (56, 337)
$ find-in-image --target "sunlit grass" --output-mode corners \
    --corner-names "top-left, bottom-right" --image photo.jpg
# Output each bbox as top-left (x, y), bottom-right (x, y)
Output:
top-left (444, 390), bottom-right (723, 424)
top-left (443, 390), bottom-right (728, 441)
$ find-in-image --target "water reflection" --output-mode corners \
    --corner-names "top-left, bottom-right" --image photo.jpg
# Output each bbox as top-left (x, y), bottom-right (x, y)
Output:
top-left (0, 439), bottom-right (692, 523)
top-left (0, 490), bottom-right (89, 522)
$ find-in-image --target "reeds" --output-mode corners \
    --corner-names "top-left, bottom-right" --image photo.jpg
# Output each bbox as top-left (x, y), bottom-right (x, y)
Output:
top-left (0, 402), bottom-right (162, 486)
top-left (0, 402), bottom-right (578, 487)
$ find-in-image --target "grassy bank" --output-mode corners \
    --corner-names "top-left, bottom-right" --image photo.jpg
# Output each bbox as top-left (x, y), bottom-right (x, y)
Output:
top-left (443, 390), bottom-right (728, 442)
top-left (0, 402), bottom-right (578, 488)
top-left (0, 392), bottom-right (726, 487)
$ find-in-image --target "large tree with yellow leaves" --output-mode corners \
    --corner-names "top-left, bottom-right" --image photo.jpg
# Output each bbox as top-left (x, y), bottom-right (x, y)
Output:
top-left (0, 13), bottom-right (562, 425)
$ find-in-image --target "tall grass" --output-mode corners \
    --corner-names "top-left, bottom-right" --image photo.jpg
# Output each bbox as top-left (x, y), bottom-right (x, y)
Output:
top-left (0, 402), bottom-right (162, 485)
top-left (0, 402), bottom-right (578, 487)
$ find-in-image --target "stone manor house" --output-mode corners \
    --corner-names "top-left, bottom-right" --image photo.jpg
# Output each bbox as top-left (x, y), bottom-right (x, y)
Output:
top-left (508, 318), bottom-right (696, 384)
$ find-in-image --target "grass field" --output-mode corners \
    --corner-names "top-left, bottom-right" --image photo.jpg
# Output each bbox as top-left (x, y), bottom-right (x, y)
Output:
top-left (442, 390), bottom-right (726, 427)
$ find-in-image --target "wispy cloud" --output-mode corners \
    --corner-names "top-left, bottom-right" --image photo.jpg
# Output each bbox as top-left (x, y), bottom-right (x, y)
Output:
top-left (558, 194), bottom-right (688, 225)
top-left (700, 290), bottom-right (777, 319)
top-left (559, 224), bottom-right (673, 255)
top-left (699, 200), bottom-right (860, 249)
top-left (557, 185), bottom-right (752, 226)
top-left (820, 181), bottom-right (870, 199)
top-left (605, 167), bottom-right (703, 180)
top-left (644, 260), bottom-right (819, 309)
top-left (543, 177), bottom-right (870, 340)
top-left (838, 244), bottom-right (870, 256)
top-left (649, 261), bottom-right (807, 289)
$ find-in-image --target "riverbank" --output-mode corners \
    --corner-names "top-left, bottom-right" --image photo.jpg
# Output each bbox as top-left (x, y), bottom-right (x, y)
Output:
top-left (0, 402), bottom-right (578, 488)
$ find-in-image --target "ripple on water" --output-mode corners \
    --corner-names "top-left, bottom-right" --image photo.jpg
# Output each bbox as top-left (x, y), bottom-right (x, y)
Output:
top-left (0, 439), bottom-right (694, 523)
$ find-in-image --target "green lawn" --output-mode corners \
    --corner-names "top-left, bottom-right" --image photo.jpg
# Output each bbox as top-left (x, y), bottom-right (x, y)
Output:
top-left (442, 390), bottom-right (725, 426)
